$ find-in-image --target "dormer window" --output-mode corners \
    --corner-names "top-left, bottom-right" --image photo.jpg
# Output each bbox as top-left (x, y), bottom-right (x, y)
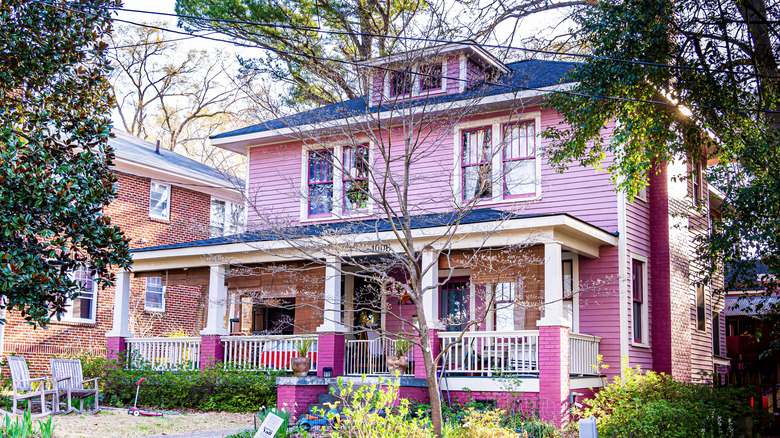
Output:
top-left (419, 63), bottom-right (443, 92)
top-left (390, 71), bottom-right (412, 97)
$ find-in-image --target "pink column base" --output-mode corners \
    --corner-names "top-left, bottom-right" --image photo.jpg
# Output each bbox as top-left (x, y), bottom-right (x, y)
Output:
top-left (538, 325), bottom-right (570, 427)
top-left (316, 333), bottom-right (345, 377)
top-left (106, 337), bottom-right (127, 362)
top-left (200, 335), bottom-right (224, 369)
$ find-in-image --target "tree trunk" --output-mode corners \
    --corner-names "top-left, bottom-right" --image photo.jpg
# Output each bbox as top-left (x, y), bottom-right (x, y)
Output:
top-left (420, 329), bottom-right (443, 437)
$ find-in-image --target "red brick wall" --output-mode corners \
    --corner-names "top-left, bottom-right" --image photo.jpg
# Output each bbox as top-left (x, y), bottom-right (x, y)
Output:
top-left (3, 172), bottom-right (211, 374)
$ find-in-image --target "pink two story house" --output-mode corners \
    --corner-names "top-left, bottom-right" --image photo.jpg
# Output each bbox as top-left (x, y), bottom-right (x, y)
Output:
top-left (106, 43), bottom-right (727, 424)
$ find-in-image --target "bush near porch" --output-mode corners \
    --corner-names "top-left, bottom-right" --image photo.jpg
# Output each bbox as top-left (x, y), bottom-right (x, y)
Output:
top-left (581, 364), bottom-right (762, 438)
top-left (79, 354), bottom-right (279, 412)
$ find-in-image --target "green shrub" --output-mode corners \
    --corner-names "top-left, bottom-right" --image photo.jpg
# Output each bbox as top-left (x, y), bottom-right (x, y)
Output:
top-left (78, 353), bottom-right (279, 412)
top-left (582, 362), bottom-right (757, 438)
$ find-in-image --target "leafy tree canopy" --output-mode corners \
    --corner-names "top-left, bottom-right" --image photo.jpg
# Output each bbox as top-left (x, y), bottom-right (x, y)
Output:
top-left (175, 0), bottom-right (438, 105)
top-left (0, 0), bottom-right (131, 326)
top-left (542, 0), bottom-right (780, 293)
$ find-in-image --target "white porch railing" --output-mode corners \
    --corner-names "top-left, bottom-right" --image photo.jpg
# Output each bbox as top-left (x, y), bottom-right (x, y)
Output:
top-left (569, 333), bottom-right (602, 375)
top-left (344, 337), bottom-right (415, 376)
top-left (126, 337), bottom-right (201, 371)
top-left (221, 335), bottom-right (318, 372)
top-left (438, 331), bottom-right (539, 376)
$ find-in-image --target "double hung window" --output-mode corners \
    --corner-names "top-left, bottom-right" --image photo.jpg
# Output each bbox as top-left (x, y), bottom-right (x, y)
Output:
top-left (562, 260), bottom-right (574, 325)
top-left (145, 277), bottom-right (165, 312)
top-left (149, 182), bottom-right (171, 220)
top-left (632, 259), bottom-right (646, 344)
top-left (494, 282), bottom-right (520, 331)
top-left (419, 63), bottom-right (443, 92)
top-left (343, 146), bottom-right (369, 212)
top-left (390, 71), bottom-right (412, 97)
top-left (696, 284), bottom-right (706, 331)
top-left (441, 281), bottom-right (469, 332)
top-left (503, 121), bottom-right (537, 197)
top-left (62, 267), bottom-right (97, 323)
top-left (308, 149), bottom-right (334, 216)
top-left (461, 127), bottom-right (493, 200)
top-left (210, 199), bottom-right (246, 237)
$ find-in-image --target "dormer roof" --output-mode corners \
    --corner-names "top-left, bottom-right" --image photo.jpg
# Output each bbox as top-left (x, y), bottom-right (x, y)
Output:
top-left (360, 41), bottom-right (511, 74)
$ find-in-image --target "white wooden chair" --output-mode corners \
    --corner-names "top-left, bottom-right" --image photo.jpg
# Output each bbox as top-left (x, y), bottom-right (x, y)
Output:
top-left (6, 356), bottom-right (69, 417)
top-left (50, 359), bottom-right (99, 413)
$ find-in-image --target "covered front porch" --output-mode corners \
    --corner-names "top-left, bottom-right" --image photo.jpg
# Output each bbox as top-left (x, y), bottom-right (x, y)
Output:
top-left (107, 212), bottom-right (618, 423)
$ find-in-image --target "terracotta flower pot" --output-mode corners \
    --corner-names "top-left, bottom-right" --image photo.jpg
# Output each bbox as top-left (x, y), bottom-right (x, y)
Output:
top-left (291, 357), bottom-right (311, 377)
top-left (386, 356), bottom-right (409, 376)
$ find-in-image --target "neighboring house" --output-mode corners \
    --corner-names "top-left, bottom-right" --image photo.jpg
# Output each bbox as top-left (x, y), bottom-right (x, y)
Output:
top-left (104, 43), bottom-right (726, 425)
top-left (2, 130), bottom-right (243, 374)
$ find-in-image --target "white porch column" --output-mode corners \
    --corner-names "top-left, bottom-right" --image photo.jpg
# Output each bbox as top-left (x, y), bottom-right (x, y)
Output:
top-left (317, 257), bottom-right (346, 332)
top-left (538, 242), bottom-right (570, 327)
top-left (200, 264), bottom-right (229, 336)
top-left (106, 270), bottom-right (133, 338)
top-left (421, 249), bottom-right (439, 327)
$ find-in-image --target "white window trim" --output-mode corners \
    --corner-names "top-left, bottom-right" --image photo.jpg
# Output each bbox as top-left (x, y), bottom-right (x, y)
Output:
top-left (210, 197), bottom-right (247, 237)
top-left (62, 271), bottom-right (98, 324)
top-left (630, 253), bottom-right (650, 348)
top-left (299, 142), bottom-right (375, 223)
top-left (149, 181), bottom-right (171, 221)
top-left (144, 277), bottom-right (166, 313)
top-left (562, 252), bottom-right (580, 333)
top-left (382, 59), bottom-right (449, 100)
top-left (453, 112), bottom-right (542, 206)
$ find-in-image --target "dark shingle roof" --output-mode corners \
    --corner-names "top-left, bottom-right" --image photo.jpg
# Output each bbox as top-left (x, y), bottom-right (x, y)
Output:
top-left (112, 130), bottom-right (243, 188)
top-left (132, 208), bottom-right (610, 253)
top-left (211, 59), bottom-right (578, 140)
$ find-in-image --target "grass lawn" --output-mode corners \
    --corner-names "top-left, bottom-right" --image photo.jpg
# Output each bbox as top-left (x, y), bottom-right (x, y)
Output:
top-left (49, 409), bottom-right (255, 437)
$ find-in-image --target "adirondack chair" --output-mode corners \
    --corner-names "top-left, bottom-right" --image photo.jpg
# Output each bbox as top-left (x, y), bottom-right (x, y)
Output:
top-left (50, 359), bottom-right (99, 413)
top-left (6, 356), bottom-right (70, 417)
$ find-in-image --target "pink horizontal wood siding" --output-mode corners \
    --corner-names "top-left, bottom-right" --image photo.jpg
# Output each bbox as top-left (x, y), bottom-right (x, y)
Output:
top-left (447, 56), bottom-right (461, 94)
top-left (626, 195), bottom-right (653, 370)
top-left (578, 245), bottom-right (621, 379)
top-left (246, 107), bottom-right (619, 234)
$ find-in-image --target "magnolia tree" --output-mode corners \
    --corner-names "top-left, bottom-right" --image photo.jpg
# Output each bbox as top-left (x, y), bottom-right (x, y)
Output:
top-left (211, 34), bottom-right (614, 434)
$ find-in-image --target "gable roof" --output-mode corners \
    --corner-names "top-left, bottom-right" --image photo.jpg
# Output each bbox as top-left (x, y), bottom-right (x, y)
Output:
top-left (211, 59), bottom-right (578, 141)
top-left (131, 208), bottom-right (616, 253)
top-left (111, 129), bottom-right (243, 190)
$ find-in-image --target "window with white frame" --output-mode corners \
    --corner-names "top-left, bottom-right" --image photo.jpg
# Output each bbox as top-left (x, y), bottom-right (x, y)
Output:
top-left (461, 127), bottom-right (493, 200)
top-left (455, 116), bottom-right (540, 204)
top-left (503, 121), bottom-right (537, 198)
top-left (304, 144), bottom-right (371, 219)
top-left (696, 284), bottom-right (706, 332)
top-left (494, 282), bottom-right (524, 331)
top-left (210, 198), bottom-right (246, 237)
top-left (631, 258), bottom-right (648, 344)
top-left (149, 181), bottom-right (171, 220)
top-left (145, 277), bottom-right (166, 312)
top-left (389, 70), bottom-right (412, 97)
top-left (62, 267), bottom-right (97, 323)
top-left (419, 63), bottom-right (444, 93)
top-left (562, 259), bottom-right (574, 326)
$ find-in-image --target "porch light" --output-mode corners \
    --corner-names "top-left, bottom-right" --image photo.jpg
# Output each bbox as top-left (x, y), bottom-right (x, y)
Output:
top-left (323, 367), bottom-right (333, 378)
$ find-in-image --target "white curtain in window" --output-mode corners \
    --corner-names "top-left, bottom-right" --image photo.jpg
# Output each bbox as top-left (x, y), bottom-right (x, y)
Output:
top-left (149, 183), bottom-right (170, 219)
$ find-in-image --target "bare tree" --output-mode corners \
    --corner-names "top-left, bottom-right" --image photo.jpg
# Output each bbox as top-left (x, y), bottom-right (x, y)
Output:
top-left (109, 23), bottom-right (252, 173)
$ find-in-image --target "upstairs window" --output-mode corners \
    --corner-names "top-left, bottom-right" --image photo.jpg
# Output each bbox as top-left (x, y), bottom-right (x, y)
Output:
top-left (62, 267), bottom-right (97, 323)
top-left (503, 122), bottom-right (537, 197)
top-left (632, 259), bottom-right (646, 344)
top-left (308, 149), bottom-right (334, 217)
top-left (210, 199), bottom-right (246, 237)
top-left (693, 162), bottom-right (703, 205)
top-left (390, 71), bottom-right (412, 97)
top-left (696, 284), bottom-right (706, 331)
top-left (419, 63), bottom-right (443, 92)
top-left (461, 127), bottom-right (493, 200)
top-left (145, 277), bottom-right (166, 312)
top-left (149, 181), bottom-right (171, 220)
top-left (343, 145), bottom-right (369, 212)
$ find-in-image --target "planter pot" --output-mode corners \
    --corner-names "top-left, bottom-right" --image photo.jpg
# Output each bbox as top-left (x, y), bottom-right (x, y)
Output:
top-left (386, 356), bottom-right (409, 376)
top-left (291, 357), bottom-right (311, 377)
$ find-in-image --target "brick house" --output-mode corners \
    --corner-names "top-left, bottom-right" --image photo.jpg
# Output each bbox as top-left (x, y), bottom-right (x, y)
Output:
top-left (1, 130), bottom-right (243, 373)
top-left (104, 43), bottom-right (726, 425)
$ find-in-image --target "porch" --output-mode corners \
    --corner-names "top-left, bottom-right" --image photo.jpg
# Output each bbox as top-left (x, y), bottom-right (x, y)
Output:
top-left (108, 212), bottom-right (618, 424)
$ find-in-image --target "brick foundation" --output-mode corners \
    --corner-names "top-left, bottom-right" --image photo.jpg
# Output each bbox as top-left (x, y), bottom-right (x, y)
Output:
top-left (444, 390), bottom-right (539, 412)
top-left (277, 384), bottom-right (328, 420)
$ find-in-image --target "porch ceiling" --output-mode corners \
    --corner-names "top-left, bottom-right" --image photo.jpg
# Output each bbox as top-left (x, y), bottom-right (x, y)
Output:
top-left (130, 212), bottom-right (618, 272)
